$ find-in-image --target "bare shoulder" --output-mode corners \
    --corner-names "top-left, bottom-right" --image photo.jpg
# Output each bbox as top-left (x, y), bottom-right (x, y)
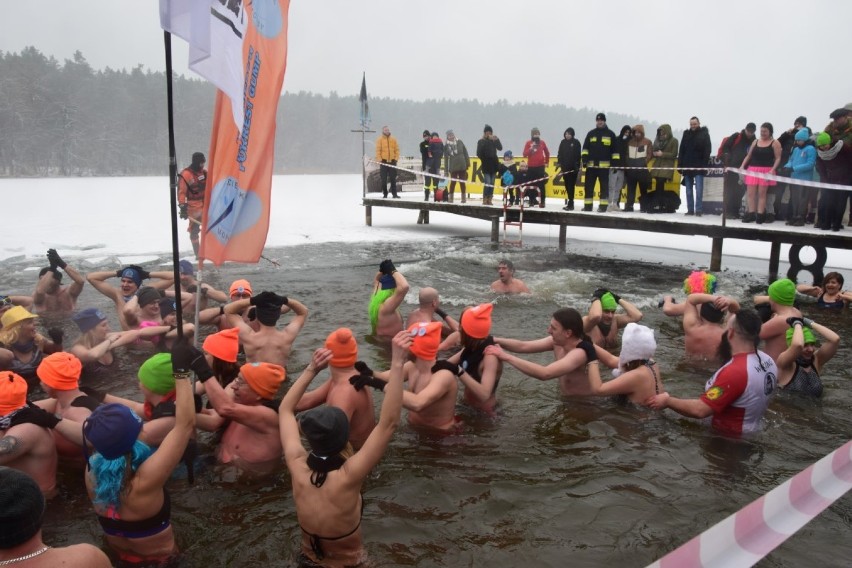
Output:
top-left (48, 543), bottom-right (112, 567)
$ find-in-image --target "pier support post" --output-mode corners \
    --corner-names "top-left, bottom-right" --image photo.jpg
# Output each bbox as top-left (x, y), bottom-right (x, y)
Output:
top-left (417, 210), bottom-right (430, 224)
top-left (491, 216), bottom-right (500, 243)
top-left (710, 238), bottom-right (723, 272)
top-left (768, 241), bottom-right (781, 282)
top-left (559, 225), bottom-right (567, 251)
top-left (365, 205), bottom-right (372, 227)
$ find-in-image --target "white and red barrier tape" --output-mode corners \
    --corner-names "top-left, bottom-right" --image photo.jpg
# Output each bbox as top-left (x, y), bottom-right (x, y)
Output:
top-left (646, 439), bottom-right (852, 568)
top-left (365, 158), bottom-right (852, 194)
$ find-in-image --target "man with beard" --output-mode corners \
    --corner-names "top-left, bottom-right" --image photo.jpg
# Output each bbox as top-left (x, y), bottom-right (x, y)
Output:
top-left (646, 309), bottom-right (777, 436)
top-left (774, 317), bottom-right (839, 398)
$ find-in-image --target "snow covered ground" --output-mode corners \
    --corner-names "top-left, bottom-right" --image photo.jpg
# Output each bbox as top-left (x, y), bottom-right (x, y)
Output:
top-left (1, 174), bottom-right (849, 273)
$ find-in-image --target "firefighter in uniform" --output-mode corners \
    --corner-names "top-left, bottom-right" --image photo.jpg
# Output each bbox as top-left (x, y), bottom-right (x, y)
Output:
top-left (581, 113), bottom-right (619, 212)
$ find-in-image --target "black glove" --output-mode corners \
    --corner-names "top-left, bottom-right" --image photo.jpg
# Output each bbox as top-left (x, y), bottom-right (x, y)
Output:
top-left (592, 288), bottom-right (608, 301)
top-left (173, 342), bottom-right (214, 382)
top-left (47, 248), bottom-right (67, 270)
top-left (9, 403), bottom-right (61, 429)
top-left (271, 293), bottom-right (289, 306)
top-left (379, 259), bottom-right (396, 275)
top-left (354, 361), bottom-right (374, 377)
top-left (577, 340), bottom-right (597, 363)
top-left (786, 316), bottom-right (804, 327)
top-left (247, 307), bottom-right (257, 321)
top-left (390, 160), bottom-right (397, 166)
top-left (658, 297), bottom-right (675, 308)
top-left (179, 204), bottom-right (189, 220)
top-left (610, 291), bottom-right (622, 305)
top-left (349, 374), bottom-right (387, 392)
top-left (47, 328), bottom-right (64, 346)
top-left (432, 360), bottom-right (463, 377)
top-left (79, 386), bottom-right (107, 403)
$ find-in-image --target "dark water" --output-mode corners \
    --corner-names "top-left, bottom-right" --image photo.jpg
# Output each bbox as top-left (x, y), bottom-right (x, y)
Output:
top-left (3, 237), bottom-right (851, 567)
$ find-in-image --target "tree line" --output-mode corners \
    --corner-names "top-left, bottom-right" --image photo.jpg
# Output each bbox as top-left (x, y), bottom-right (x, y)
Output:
top-left (0, 47), bottom-right (658, 177)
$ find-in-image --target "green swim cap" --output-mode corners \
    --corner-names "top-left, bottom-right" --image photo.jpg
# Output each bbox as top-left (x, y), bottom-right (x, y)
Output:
top-left (600, 292), bottom-right (618, 311)
top-left (138, 352), bottom-right (175, 395)
top-left (786, 326), bottom-right (816, 346)
top-left (767, 279), bottom-right (796, 306)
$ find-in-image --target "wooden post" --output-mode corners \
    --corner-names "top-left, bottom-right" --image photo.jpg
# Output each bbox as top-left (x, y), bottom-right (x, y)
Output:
top-left (559, 224), bottom-right (567, 251)
top-left (365, 205), bottom-right (372, 227)
top-left (768, 241), bottom-right (781, 282)
top-left (710, 238), bottom-right (723, 271)
top-left (491, 216), bottom-right (500, 243)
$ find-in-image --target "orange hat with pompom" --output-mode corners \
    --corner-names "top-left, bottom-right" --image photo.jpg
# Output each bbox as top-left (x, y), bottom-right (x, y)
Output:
top-left (408, 321), bottom-right (442, 361)
top-left (0, 372), bottom-right (28, 416)
top-left (37, 352), bottom-right (83, 390)
top-left (325, 328), bottom-right (358, 368)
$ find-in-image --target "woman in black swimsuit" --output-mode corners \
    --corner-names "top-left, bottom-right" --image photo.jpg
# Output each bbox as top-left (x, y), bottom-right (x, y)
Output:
top-left (775, 318), bottom-right (840, 397)
top-left (279, 332), bottom-right (408, 567)
top-left (82, 342), bottom-right (195, 567)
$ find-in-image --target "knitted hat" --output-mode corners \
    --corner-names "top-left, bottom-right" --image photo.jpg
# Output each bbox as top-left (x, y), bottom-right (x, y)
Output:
top-left (299, 406), bottom-right (349, 457)
top-left (794, 128), bottom-right (810, 142)
top-left (446, 129), bottom-right (454, 137)
top-left (159, 297), bottom-right (177, 319)
top-left (767, 278), bottom-right (796, 306)
top-left (0, 306), bottom-right (37, 329)
top-left (618, 323), bottom-right (656, 368)
top-left (136, 286), bottom-right (161, 307)
top-left (683, 270), bottom-right (717, 294)
top-left (829, 108), bottom-right (850, 120)
top-left (138, 353), bottom-right (175, 395)
top-left (408, 321), bottom-right (442, 362)
top-left (202, 327), bottom-right (240, 363)
top-left (531, 127), bottom-right (540, 136)
top-left (325, 328), bottom-right (358, 368)
top-left (816, 132), bottom-right (831, 146)
top-left (72, 307), bottom-right (107, 334)
top-left (240, 362), bottom-right (286, 400)
top-left (179, 259), bottom-right (194, 276)
top-left (83, 403), bottom-right (143, 459)
top-left (795, 116), bottom-right (807, 127)
top-left (786, 326), bottom-right (816, 346)
top-left (0, 467), bottom-right (45, 548)
top-left (600, 292), bottom-right (618, 311)
top-left (503, 150), bottom-right (513, 159)
top-left (483, 124), bottom-right (493, 133)
top-left (461, 303), bottom-right (493, 339)
top-left (0, 372), bottom-right (27, 417)
top-left (422, 129), bottom-right (431, 137)
top-left (229, 279), bottom-right (253, 297)
top-left (596, 112), bottom-right (606, 121)
top-left (37, 352), bottom-right (82, 391)
top-left (120, 267), bottom-right (143, 287)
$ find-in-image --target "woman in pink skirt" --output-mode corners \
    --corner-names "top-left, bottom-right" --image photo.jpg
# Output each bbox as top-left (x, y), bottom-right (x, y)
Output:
top-left (740, 122), bottom-right (782, 224)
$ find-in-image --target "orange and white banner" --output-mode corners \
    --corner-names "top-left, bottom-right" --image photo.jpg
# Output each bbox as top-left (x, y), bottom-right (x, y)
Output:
top-left (160, 0), bottom-right (290, 265)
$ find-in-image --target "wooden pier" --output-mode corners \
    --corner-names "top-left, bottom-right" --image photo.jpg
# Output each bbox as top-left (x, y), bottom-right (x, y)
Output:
top-left (363, 195), bottom-right (851, 283)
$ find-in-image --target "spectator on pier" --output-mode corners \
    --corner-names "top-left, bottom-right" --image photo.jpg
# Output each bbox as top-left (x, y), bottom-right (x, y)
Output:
top-left (557, 128), bottom-right (582, 211)
top-left (719, 123), bottom-right (756, 218)
top-left (740, 122), bottom-right (782, 224)
top-left (476, 125), bottom-right (503, 206)
top-left (443, 130), bottom-right (470, 203)
top-left (782, 127), bottom-right (817, 226)
top-left (815, 130), bottom-right (852, 231)
top-left (623, 125), bottom-right (653, 213)
top-left (648, 124), bottom-right (679, 213)
top-left (678, 117), bottom-right (712, 216)
top-left (375, 126), bottom-right (400, 199)
top-left (523, 127), bottom-right (550, 207)
top-left (606, 125), bottom-right (632, 212)
top-left (425, 132), bottom-right (444, 202)
top-left (582, 113), bottom-right (618, 212)
top-left (498, 151), bottom-right (520, 206)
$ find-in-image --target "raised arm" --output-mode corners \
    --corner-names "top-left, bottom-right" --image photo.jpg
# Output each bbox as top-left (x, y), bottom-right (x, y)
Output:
top-left (283, 297), bottom-right (309, 336)
top-left (662, 295), bottom-right (687, 317)
top-left (379, 271), bottom-right (410, 316)
top-left (341, 330), bottom-right (408, 483)
top-left (86, 270), bottom-right (121, 302)
top-left (584, 298), bottom-right (602, 332)
top-left (811, 320), bottom-right (840, 371)
top-left (615, 297), bottom-right (643, 326)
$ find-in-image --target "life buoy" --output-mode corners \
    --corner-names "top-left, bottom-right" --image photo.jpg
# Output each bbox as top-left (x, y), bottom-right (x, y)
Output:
top-left (787, 244), bottom-right (827, 285)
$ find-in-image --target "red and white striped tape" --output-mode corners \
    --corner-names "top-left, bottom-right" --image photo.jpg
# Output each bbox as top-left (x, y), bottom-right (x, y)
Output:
top-left (646, 439), bottom-right (852, 568)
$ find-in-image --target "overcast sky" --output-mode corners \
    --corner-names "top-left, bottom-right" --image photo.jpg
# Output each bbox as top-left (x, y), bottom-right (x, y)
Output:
top-left (3, 1), bottom-right (851, 142)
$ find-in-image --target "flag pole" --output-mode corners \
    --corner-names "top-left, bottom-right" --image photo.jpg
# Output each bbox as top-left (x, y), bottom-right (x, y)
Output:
top-left (163, 30), bottom-right (184, 340)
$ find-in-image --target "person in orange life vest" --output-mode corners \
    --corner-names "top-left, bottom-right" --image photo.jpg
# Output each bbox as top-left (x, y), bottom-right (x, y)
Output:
top-left (178, 152), bottom-right (207, 256)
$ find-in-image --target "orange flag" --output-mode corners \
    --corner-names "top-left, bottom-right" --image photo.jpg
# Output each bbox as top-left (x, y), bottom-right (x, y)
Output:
top-left (162, 0), bottom-right (290, 265)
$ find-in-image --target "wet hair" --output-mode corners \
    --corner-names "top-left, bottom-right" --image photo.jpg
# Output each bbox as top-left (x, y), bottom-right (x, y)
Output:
top-left (552, 308), bottom-right (584, 338)
top-left (690, 116), bottom-right (699, 122)
top-left (761, 122), bottom-right (774, 136)
top-left (731, 309), bottom-right (762, 348)
top-left (498, 259), bottom-right (514, 271)
top-left (823, 271), bottom-right (844, 287)
top-left (88, 440), bottom-right (153, 507)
